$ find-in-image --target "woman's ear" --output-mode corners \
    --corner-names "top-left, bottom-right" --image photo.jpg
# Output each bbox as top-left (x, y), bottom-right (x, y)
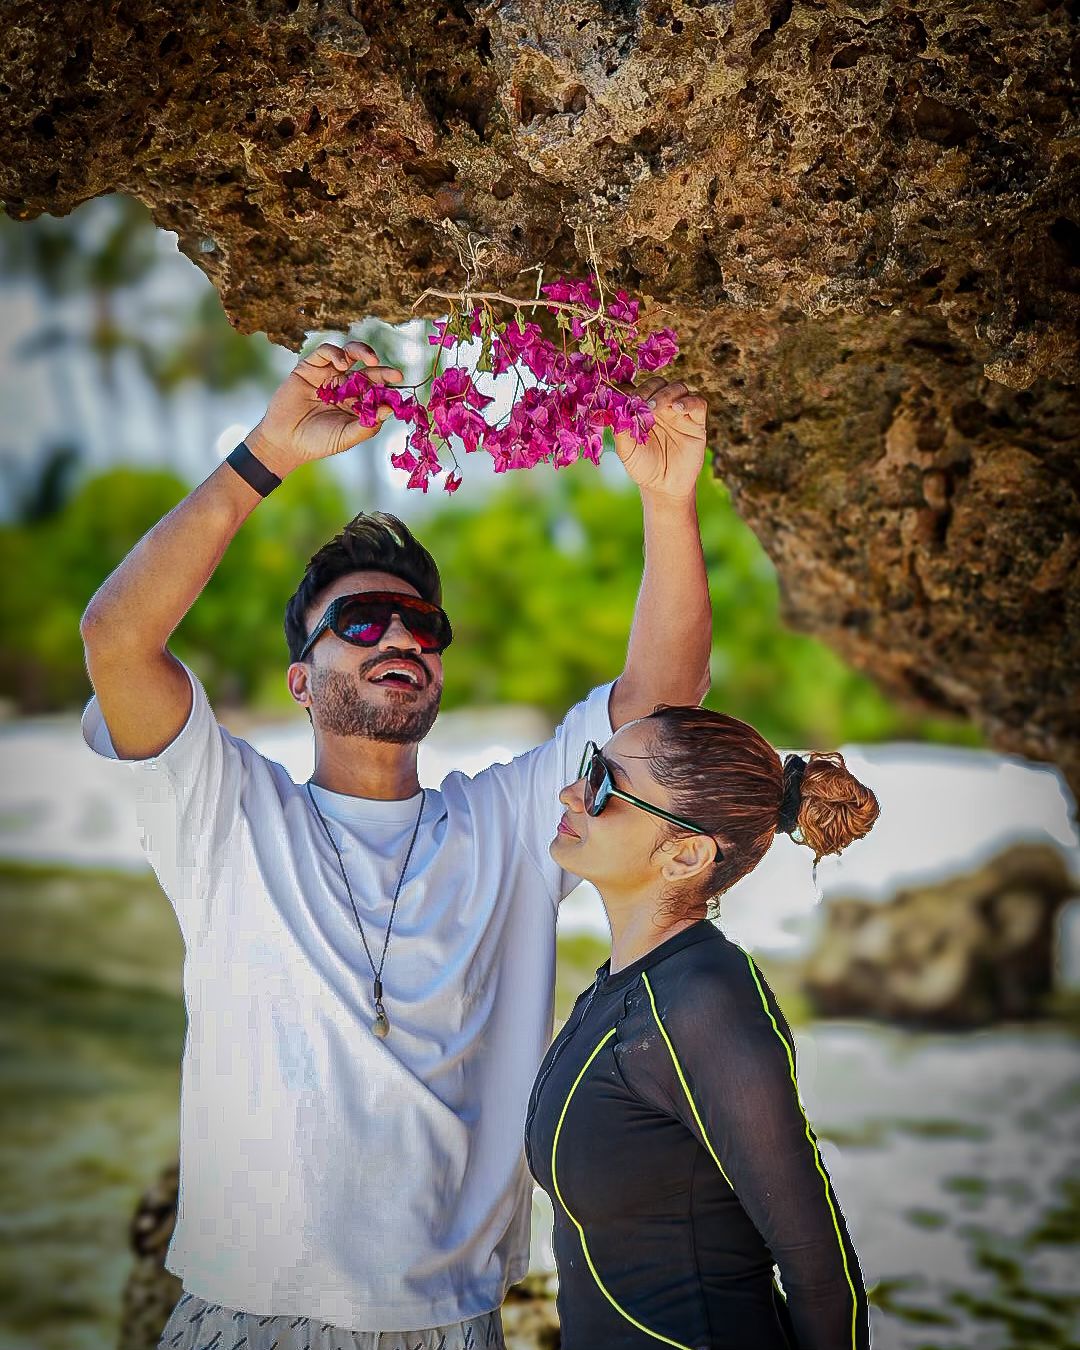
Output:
top-left (659, 833), bottom-right (717, 885)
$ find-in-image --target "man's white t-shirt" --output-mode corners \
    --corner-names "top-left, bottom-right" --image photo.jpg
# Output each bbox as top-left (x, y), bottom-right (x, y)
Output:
top-left (81, 664), bottom-right (615, 1331)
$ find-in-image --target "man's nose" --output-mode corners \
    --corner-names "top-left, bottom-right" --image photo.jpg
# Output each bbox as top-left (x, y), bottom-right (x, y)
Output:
top-left (377, 612), bottom-right (421, 652)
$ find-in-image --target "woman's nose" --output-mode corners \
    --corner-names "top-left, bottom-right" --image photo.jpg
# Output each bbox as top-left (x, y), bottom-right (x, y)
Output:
top-left (559, 776), bottom-right (587, 811)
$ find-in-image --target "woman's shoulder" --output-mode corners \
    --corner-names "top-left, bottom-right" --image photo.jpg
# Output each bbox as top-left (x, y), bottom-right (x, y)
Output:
top-left (637, 924), bottom-right (781, 1034)
top-left (642, 921), bottom-right (752, 988)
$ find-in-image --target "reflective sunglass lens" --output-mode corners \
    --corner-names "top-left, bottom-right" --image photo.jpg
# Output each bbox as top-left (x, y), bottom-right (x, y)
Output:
top-left (341, 616), bottom-right (387, 643)
top-left (405, 615), bottom-right (443, 650)
top-left (585, 754), bottom-right (609, 816)
top-left (338, 603), bottom-right (389, 645)
top-left (337, 600), bottom-right (446, 651)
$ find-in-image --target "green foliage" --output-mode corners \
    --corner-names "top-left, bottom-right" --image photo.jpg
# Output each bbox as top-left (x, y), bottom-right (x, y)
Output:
top-left (0, 458), bottom-right (981, 750)
top-left (0, 462), bottom-right (349, 710)
top-left (0, 467), bottom-right (188, 710)
top-left (422, 468), bottom-right (981, 749)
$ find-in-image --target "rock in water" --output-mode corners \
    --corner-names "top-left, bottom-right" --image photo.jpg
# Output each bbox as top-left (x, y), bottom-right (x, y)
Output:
top-left (118, 1162), bottom-right (182, 1350)
top-left (801, 844), bottom-right (1078, 1027)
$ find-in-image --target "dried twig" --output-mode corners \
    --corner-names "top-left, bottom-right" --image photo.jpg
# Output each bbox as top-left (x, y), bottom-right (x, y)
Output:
top-left (411, 287), bottom-right (637, 331)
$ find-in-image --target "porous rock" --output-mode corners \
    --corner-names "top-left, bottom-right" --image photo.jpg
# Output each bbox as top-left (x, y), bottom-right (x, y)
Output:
top-left (1, 1), bottom-right (1078, 785)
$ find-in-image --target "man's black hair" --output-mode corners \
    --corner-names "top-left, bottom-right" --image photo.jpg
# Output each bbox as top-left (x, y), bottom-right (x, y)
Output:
top-left (284, 512), bottom-right (442, 662)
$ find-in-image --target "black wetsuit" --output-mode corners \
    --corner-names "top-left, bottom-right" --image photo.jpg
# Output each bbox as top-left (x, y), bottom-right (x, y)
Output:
top-left (524, 920), bottom-right (870, 1350)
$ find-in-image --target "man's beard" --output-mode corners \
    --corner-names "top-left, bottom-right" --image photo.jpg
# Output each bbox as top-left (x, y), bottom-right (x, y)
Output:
top-left (310, 665), bottom-right (442, 744)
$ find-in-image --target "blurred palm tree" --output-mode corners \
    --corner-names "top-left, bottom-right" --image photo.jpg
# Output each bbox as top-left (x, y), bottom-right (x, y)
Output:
top-left (0, 195), bottom-right (283, 514)
top-left (0, 195), bottom-right (158, 393)
top-left (135, 288), bottom-right (281, 458)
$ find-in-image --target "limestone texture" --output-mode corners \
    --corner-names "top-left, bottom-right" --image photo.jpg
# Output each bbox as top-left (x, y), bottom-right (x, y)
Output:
top-left (2, 1), bottom-right (1078, 783)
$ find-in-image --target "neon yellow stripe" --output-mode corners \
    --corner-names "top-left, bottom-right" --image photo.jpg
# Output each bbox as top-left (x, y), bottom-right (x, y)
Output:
top-left (642, 972), bottom-right (734, 1190)
top-left (739, 947), bottom-right (859, 1350)
top-left (551, 1027), bottom-right (694, 1350)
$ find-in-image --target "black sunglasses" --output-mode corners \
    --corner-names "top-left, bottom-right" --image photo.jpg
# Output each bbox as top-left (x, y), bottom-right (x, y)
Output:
top-left (299, 591), bottom-right (453, 660)
top-left (577, 741), bottom-right (718, 848)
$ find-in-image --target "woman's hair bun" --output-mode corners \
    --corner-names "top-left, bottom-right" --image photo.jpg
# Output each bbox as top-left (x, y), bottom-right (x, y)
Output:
top-left (791, 751), bottom-right (879, 862)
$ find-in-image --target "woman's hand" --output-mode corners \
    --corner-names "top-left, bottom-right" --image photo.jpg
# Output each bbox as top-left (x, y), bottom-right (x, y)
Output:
top-left (246, 340), bottom-right (404, 478)
top-left (613, 378), bottom-right (708, 501)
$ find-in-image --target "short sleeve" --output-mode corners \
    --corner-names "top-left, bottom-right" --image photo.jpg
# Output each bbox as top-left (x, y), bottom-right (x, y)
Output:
top-left (626, 955), bottom-right (871, 1350)
top-left (81, 661), bottom-right (250, 943)
top-left (473, 679), bottom-right (615, 905)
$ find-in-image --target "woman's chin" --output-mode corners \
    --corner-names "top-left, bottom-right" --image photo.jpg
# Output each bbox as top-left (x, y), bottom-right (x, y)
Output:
top-left (551, 832), bottom-right (593, 882)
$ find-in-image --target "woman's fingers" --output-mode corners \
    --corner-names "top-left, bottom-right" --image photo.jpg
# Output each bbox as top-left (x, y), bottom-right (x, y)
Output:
top-left (296, 341), bottom-right (406, 385)
top-left (649, 381), bottom-right (709, 423)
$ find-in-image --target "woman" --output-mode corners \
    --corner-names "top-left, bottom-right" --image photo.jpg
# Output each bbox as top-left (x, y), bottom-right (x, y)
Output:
top-left (525, 707), bottom-right (879, 1350)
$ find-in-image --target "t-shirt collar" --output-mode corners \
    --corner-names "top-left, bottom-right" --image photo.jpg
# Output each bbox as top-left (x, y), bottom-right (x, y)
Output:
top-left (306, 781), bottom-right (434, 827)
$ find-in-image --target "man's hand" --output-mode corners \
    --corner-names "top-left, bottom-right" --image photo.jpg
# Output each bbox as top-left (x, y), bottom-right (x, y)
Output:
top-left (613, 378), bottom-right (708, 500)
top-left (246, 340), bottom-right (404, 479)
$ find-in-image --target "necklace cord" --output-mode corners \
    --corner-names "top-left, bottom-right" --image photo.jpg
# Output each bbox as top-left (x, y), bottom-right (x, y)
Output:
top-left (306, 782), bottom-right (426, 1027)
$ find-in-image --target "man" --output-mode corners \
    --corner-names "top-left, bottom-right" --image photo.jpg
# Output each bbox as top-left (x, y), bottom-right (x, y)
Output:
top-left (80, 339), bottom-right (712, 1350)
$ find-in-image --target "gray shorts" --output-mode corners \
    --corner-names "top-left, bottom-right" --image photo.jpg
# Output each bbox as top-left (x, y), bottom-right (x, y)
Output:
top-left (158, 1291), bottom-right (505, 1350)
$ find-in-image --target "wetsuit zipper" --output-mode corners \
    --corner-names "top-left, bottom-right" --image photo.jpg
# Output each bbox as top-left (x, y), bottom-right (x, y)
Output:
top-left (524, 973), bottom-right (603, 1176)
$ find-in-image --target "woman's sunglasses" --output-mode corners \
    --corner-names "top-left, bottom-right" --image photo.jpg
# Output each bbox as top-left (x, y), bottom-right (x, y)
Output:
top-left (576, 741), bottom-right (718, 848)
top-left (299, 591), bottom-right (453, 660)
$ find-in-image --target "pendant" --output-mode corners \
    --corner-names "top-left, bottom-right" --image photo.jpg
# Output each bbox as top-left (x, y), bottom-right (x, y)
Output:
top-left (373, 1005), bottom-right (390, 1038)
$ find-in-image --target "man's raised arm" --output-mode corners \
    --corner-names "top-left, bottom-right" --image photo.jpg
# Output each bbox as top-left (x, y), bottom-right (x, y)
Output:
top-left (79, 341), bottom-right (401, 760)
top-left (609, 378), bottom-right (712, 729)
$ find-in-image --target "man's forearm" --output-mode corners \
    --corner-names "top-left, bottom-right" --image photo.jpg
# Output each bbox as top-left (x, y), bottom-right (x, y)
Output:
top-left (613, 489), bottom-right (711, 725)
top-left (79, 459), bottom-right (269, 655)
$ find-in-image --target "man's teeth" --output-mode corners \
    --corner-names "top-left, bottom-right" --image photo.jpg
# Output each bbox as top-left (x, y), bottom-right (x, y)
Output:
top-left (372, 666), bottom-right (422, 685)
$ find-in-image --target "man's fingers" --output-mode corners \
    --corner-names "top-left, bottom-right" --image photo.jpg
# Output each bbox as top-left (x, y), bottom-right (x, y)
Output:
top-left (362, 365), bottom-right (405, 385)
top-left (298, 342), bottom-right (353, 371)
top-left (651, 380), bottom-right (689, 406)
top-left (297, 340), bottom-right (384, 372)
top-left (636, 376), bottom-right (667, 402)
top-left (343, 340), bottom-right (380, 366)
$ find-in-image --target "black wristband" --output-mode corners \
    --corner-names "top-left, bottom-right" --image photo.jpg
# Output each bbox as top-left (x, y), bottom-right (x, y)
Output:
top-left (226, 442), bottom-right (282, 496)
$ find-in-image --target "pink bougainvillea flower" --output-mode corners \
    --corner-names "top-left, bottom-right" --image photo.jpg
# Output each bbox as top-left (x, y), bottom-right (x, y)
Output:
top-left (636, 327), bottom-right (680, 372)
top-left (607, 289), bottom-right (641, 325)
top-left (602, 352), bottom-right (636, 386)
top-left (428, 319), bottom-right (455, 349)
top-left (431, 366), bottom-right (494, 410)
top-left (407, 462), bottom-right (432, 493)
top-left (319, 278), bottom-right (678, 491)
top-left (541, 276), bottom-right (600, 309)
top-left (614, 395), bottom-right (656, 442)
top-left (442, 403), bottom-right (489, 453)
top-left (391, 448), bottom-right (419, 473)
top-left (493, 319), bottom-right (545, 374)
